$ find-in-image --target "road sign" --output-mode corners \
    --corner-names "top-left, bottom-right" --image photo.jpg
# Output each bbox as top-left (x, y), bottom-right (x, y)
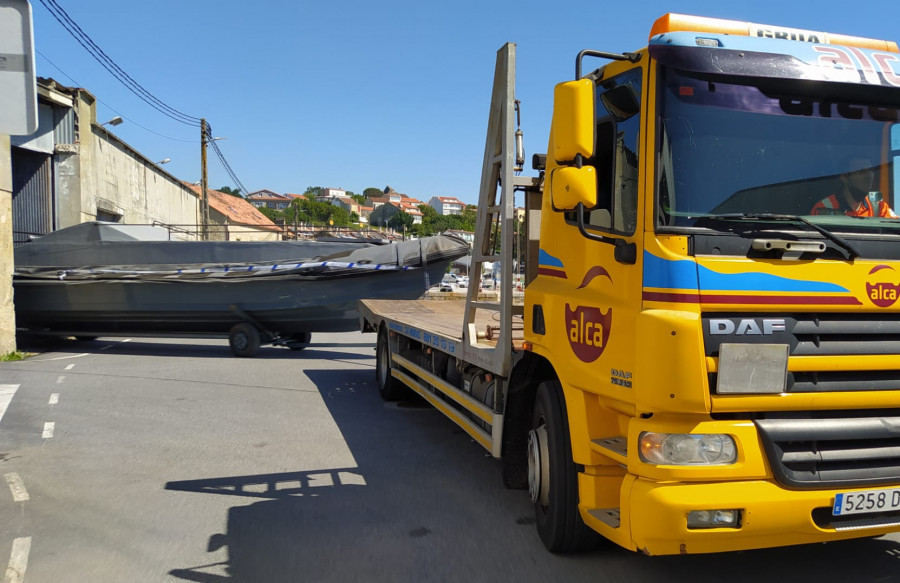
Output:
top-left (0, 0), bottom-right (37, 135)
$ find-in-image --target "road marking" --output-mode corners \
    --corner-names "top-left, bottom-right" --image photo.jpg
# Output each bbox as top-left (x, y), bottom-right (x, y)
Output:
top-left (56, 376), bottom-right (65, 384)
top-left (49, 393), bottom-right (59, 406)
top-left (4, 473), bottom-right (29, 502)
top-left (4, 537), bottom-right (31, 583)
top-left (0, 385), bottom-right (20, 426)
top-left (42, 422), bottom-right (54, 439)
top-left (32, 353), bottom-right (88, 362)
top-left (65, 363), bottom-right (74, 371)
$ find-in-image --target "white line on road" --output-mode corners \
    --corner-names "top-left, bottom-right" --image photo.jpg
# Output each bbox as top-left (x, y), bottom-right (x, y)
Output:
top-left (65, 363), bottom-right (75, 370)
top-left (4, 473), bottom-right (29, 502)
top-left (0, 385), bottom-right (20, 426)
top-left (42, 422), bottom-right (54, 439)
top-left (49, 393), bottom-right (59, 406)
top-left (32, 353), bottom-right (88, 362)
top-left (4, 537), bottom-right (32, 583)
top-left (56, 376), bottom-right (65, 384)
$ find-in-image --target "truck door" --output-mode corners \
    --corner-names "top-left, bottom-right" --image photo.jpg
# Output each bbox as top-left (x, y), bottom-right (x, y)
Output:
top-left (536, 61), bottom-right (646, 438)
top-left (565, 65), bottom-right (644, 405)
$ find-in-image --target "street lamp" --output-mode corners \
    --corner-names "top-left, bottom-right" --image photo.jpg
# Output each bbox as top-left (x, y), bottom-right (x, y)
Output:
top-left (157, 158), bottom-right (171, 165)
top-left (101, 116), bottom-right (123, 127)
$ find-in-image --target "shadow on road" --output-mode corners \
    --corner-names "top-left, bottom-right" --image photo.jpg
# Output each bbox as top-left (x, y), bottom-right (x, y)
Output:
top-left (164, 368), bottom-right (900, 583)
top-left (16, 335), bottom-right (374, 361)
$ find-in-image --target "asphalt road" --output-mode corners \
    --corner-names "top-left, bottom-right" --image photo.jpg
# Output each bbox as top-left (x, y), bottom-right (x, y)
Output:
top-left (2, 332), bottom-right (900, 583)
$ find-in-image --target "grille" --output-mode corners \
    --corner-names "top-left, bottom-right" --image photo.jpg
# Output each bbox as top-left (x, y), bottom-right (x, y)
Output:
top-left (755, 415), bottom-right (900, 489)
top-left (703, 313), bottom-right (900, 393)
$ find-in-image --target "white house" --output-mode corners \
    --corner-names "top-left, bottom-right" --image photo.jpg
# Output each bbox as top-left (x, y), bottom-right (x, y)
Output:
top-left (428, 195), bottom-right (465, 215)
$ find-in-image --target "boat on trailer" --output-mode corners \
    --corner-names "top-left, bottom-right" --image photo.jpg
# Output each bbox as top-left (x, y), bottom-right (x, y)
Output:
top-left (13, 222), bottom-right (468, 356)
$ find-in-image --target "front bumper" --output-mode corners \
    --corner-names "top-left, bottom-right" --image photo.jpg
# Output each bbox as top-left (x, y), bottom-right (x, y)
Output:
top-left (620, 478), bottom-right (900, 555)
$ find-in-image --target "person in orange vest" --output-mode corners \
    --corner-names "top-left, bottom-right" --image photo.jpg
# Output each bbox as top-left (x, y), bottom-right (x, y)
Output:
top-left (811, 158), bottom-right (898, 217)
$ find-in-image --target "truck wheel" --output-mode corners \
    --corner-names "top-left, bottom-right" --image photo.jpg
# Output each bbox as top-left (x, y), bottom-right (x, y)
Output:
top-left (376, 327), bottom-right (406, 401)
top-left (286, 332), bottom-right (311, 350)
top-left (529, 379), bottom-right (598, 552)
top-left (229, 323), bottom-right (260, 358)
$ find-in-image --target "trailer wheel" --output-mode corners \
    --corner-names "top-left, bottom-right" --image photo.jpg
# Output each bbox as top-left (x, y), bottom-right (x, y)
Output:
top-left (286, 332), bottom-right (311, 350)
top-left (376, 327), bottom-right (406, 401)
top-left (529, 379), bottom-right (598, 552)
top-left (229, 323), bottom-right (261, 357)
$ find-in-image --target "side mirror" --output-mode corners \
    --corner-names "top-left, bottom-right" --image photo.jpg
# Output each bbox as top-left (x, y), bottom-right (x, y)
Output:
top-left (550, 166), bottom-right (597, 210)
top-left (552, 79), bottom-right (594, 163)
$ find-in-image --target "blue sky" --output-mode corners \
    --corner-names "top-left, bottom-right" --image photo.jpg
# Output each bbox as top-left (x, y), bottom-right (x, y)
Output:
top-left (26, 0), bottom-right (900, 204)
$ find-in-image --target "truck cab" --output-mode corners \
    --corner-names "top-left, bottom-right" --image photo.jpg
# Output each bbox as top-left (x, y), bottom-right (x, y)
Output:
top-left (530, 13), bottom-right (900, 554)
top-left (361, 14), bottom-right (900, 556)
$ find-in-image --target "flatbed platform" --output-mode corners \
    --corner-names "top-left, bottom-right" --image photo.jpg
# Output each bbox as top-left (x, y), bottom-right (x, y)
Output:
top-left (360, 298), bottom-right (525, 350)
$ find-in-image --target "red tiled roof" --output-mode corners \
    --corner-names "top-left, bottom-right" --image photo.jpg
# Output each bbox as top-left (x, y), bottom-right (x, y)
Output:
top-left (183, 183), bottom-right (281, 232)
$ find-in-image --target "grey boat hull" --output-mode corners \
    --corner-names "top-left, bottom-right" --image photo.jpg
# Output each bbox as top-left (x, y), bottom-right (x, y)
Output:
top-left (13, 262), bottom-right (446, 338)
top-left (13, 223), bottom-right (468, 344)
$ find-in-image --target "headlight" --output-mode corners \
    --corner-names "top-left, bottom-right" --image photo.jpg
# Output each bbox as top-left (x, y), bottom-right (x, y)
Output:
top-left (639, 432), bottom-right (737, 465)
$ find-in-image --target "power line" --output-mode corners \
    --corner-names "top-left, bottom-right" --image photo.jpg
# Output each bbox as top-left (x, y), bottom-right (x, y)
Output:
top-left (36, 50), bottom-right (198, 143)
top-left (37, 0), bottom-right (201, 126)
top-left (205, 122), bottom-right (250, 195)
top-left (37, 1), bottom-right (251, 193)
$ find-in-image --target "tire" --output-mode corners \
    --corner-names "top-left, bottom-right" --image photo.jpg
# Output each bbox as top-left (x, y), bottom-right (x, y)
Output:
top-left (229, 323), bottom-right (261, 358)
top-left (286, 332), bottom-right (311, 351)
top-left (375, 327), bottom-right (406, 401)
top-left (529, 379), bottom-right (599, 552)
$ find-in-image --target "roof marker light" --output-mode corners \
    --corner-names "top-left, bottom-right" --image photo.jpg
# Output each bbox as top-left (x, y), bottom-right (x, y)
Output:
top-left (650, 13), bottom-right (898, 53)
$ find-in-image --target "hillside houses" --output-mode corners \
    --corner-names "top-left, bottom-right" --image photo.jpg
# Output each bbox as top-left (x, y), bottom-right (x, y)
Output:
top-left (245, 185), bottom-right (477, 232)
top-left (246, 190), bottom-right (304, 210)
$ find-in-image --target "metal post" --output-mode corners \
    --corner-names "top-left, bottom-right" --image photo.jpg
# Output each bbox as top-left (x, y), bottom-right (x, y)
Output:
top-left (200, 118), bottom-right (209, 240)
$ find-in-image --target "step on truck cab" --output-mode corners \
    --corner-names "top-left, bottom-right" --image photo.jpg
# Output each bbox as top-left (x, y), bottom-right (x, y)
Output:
top-left (360, 13), bottom-right (900, 555)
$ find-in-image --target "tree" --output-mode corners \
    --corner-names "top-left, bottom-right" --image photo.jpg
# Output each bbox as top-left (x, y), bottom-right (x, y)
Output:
top-left (458, 205), bottom-right (478, 231)
top-left (415, 204), bottom-right (444, 236)
top-left (304, 186), bottom-right (325, 198)
top-left (350, 193), bottom-right (367, 205)
top-left (257, 206), bottom-right (282, 221)
top-left (388, 210), bottom-right (414, 232)
top-left (218, 186), bottom-right (243, 198)
top-left (363, 187), bottom-right (383, 199)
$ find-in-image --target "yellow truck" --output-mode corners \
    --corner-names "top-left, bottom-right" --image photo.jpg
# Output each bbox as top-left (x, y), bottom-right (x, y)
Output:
top-left (359, 13), bottom-right (900, 555)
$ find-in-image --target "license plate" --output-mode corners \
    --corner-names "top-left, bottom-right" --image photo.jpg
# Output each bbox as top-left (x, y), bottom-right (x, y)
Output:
top-left (833, 487), bottom-right (900, 516)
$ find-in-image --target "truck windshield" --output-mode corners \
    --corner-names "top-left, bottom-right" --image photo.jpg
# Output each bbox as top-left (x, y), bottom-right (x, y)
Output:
top-left (656, 67), bottom-right (900, 232)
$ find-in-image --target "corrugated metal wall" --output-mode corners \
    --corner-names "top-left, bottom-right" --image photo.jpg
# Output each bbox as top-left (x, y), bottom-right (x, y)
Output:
top-left (53, 106), bottom-right (75, 145)
top-left (11, 148), bottom-right (53, 246)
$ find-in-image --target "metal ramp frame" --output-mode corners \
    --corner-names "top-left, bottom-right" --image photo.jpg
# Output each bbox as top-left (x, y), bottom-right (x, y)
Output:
top-left (462, 43), bottom-right (537, 377)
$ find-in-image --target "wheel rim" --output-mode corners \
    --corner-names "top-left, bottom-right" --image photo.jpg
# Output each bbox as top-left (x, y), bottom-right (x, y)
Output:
top-left (233, 333), bottom-right (248, 351)
top-left (528, 424), bottom-right (550, 506)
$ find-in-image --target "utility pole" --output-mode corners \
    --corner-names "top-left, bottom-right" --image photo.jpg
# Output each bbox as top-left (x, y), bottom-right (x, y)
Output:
top-left (200, 118), bottom-right (209, 240)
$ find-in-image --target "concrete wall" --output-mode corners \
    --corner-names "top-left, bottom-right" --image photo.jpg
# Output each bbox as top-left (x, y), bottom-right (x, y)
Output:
top-left (0, 135), bottom-right (15, 354)
top-left (208, 210), bottom-right (280, 242)
top-left (75, 93), bottom-right (201, 231)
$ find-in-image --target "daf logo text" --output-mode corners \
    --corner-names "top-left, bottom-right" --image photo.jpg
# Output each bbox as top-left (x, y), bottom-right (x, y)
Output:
top-left (709, 318), bottom-right (787, 335)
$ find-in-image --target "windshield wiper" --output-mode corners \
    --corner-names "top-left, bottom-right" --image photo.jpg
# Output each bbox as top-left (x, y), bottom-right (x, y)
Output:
top-left (700, 213), bottom-right (861, 259)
